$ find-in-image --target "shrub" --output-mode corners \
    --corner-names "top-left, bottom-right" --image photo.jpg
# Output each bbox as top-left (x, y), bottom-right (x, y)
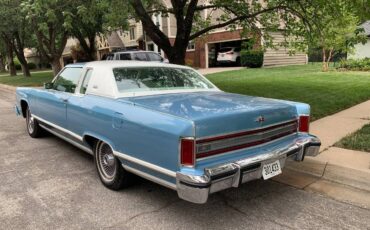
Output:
top-left (338, 58), bottom-right (370, 71)
top-left (27, 62), bottom-right (37, 70)
top-left (15, 63), bottom-right (22, 70)
top-left (240, 49), bottom-right (264, 68)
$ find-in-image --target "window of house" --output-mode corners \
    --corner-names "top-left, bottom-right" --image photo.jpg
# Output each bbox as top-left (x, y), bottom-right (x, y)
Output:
top-left (129, 27), bottom-right (136, 40)
top-left (147, 44), bottom-right (154, 51)
top-left (187, 41), bottom-right (195, 51)
top-left (80, 69), bottom-right (93, 94)
top-left (52, 67), bottom-right (83, 93)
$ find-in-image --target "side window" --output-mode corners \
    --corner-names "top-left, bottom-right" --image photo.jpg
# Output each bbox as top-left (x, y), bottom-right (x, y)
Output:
top-left (134, 53), bottom-right (148, 61)
top-left (120, 53), bottom-right (132, 60)
top-left (53, 67), bottom-right (82, 93)
top-left (147, 53), bottom-right (163, 61)
top-left (80, 69), bottom-right (93, 94)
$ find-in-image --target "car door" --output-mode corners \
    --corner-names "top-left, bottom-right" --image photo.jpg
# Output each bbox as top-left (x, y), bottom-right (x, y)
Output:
top-left (66, 68), bottom-right (94, 137)
top-left (37, 67), bottom-right (83, 129)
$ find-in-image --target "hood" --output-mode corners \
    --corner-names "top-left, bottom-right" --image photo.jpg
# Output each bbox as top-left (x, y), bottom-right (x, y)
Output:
top-left (122, 92), bottom-right (298, 137)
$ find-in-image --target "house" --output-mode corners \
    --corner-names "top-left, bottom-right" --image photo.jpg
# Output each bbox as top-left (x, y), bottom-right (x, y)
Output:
top-left (116, 0), bottom-right (307, 68)
top-left (61, 31), bottom-right (126, 66)
top-left (348, 20), bottom-right (370, 59)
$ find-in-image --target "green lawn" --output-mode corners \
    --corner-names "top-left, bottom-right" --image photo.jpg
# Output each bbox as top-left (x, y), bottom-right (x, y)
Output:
top-left (1, 64), bottom-right (370, 121)
top-left (206, 64), bottom-right (370, 121)
top-left (0, 71), bottom-right (54, 87)
top-left (335, 124), bottom-right (370, 153)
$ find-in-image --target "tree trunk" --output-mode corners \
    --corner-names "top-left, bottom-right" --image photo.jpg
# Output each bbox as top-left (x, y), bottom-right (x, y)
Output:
top-left (51, 59), bottom-right (62, 76)
top-left (322, 48), bottom-right (329, 72)
top-left (167, 50), bottom-right (187, 65)
top-left (0, 55), bottom-right (5, 72)
top-left (6, 45), bottom-right (16, 76)
top-left (13, 32), bottom-right (31, 77)
top-left (14, 48), bottom-right (31, 77)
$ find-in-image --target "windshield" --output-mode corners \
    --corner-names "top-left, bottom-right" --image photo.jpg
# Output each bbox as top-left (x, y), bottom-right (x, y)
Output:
top-left (113, 67), bottom-right (215, 93)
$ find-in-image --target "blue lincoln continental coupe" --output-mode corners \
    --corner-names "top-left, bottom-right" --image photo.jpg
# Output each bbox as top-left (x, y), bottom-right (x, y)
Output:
top-left (15, 61), bottom-right (321, 203)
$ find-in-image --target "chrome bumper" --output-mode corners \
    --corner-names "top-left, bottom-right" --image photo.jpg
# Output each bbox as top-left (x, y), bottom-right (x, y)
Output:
top-left (176, 135), bottom-right (321, 204)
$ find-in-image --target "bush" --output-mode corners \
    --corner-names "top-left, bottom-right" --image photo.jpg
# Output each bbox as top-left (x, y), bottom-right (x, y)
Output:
top-left (338, 58), bottom-right (370, 71)
top-left (15, 63), bottom-right (22, 70)
top-left (27, 62), bottom-right (37, 70)
top-left (240, 49), bottom-right (264, 68)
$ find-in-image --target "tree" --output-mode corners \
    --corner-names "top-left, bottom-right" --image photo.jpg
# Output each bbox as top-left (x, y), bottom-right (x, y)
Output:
top-left (351, 0), bottom-right (370, 23)
top-left (69, 0), bottom-right (129, 61)
top-left (21, 0), bottom-right (75, 76)
top-left (0, 0), bottom-right (34, 77)
top-left (282, 0), bottom-right (367, 71)
top-left (0, 42), bottom-right (5, 72)
top-left (128, 0), bottom-right (299, 65)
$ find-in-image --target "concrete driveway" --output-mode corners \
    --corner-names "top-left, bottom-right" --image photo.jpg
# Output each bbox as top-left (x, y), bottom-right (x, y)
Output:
top-left (0, 87), bottom-right (369, 230)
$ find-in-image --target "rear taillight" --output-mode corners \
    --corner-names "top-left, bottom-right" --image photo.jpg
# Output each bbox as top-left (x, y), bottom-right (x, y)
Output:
top-left (226, 52), bottom-right (234, 55)
top-left (180, 138), bottom-right (195, 167)
top-left (299, 115), bottom-right (310, 133)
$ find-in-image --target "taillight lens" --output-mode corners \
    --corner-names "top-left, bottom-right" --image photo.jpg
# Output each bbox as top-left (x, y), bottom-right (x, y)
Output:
top-left (299, 115), bottom-right (310, 132)
top-left (180, 138), bottom-right (195, 166)
top-left (226, 52), bottom-right (234, 55)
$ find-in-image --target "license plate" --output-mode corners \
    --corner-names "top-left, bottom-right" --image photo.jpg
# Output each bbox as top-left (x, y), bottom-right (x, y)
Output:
top-left (262, 160), bottom-right (282, 180)
top-left (221, 54), bottom-right (224, 57)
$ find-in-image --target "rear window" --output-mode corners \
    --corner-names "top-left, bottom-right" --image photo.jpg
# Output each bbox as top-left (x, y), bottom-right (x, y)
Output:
top-left (119, 53), bottom-right (132, 60)
top-left (113, 67), bottom-right (214, 93)
top-left (147, 53), bottom-right (163, 61)
top-left (219, 48), bottom-right (233, 53)
top-left (134, 53), bottom-right (148, 61)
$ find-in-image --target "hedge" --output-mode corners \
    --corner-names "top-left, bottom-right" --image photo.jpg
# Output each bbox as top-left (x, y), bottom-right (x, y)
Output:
top-left (240, 49), bottom-right (264, 68)
top-left (338, 58), bottom-right (370, 71)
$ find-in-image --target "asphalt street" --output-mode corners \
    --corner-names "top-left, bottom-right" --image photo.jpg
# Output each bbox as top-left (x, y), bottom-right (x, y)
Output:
top-left (0, 87), bottom-right (369, 230)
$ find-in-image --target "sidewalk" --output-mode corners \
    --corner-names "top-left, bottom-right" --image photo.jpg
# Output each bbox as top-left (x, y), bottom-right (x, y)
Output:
top-left (198, 67), bottom-right (243, 75)
top-left (274, 100), bottom-right (370, 208)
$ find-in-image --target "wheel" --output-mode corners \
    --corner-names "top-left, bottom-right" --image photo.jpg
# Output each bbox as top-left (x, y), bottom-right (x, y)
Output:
top-left (94, 141), bottom-right (133, 190)
top-left (26, 107), bottom-right (43, 138)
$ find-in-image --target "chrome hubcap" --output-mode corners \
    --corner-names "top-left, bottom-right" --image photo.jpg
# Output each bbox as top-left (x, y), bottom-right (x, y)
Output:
top-left (98, 143), bottom-right (116, 181)
top-left (27, 110), bottom-right (34, 133)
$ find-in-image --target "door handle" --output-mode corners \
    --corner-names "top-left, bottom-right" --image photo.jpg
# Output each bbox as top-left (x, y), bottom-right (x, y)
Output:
top-left (61, 98), bottom-right (68, 103)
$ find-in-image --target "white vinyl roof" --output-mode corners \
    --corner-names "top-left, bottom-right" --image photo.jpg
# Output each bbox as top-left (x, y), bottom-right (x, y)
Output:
top-left (82, 61), bottom-right (219, 99)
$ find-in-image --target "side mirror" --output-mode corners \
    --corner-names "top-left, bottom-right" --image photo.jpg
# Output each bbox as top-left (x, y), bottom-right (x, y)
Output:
top-left (44, 82), bottom-right (53, 89)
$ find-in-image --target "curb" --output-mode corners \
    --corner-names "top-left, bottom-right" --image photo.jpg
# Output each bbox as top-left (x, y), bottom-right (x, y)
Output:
top-left (285, 158), bottom-right (370, 192)
top-left (274, 160), bottom-right (370, 208)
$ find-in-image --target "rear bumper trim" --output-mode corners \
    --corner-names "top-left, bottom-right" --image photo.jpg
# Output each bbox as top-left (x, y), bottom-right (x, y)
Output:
top-left (176, 134), bottom-right (321, 204)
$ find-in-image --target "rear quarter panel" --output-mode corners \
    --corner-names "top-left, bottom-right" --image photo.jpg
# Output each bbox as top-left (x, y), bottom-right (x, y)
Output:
top-left (67, 95), bottom-right (194, 178)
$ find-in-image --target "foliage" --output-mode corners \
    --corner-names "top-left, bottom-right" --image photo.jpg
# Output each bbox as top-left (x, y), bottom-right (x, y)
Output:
top-left (338, 58), bottom-right (370, 71)
top-left (0, 0), bottom-right (33, 76)
top-left (21, 0), bottom-right (75, 75)
top-left (27, 62), bottom-right (37, 70)
top-left (335, 124), bottom-right (370, 152)
top-left (126, 0), bottom-right (317, 64)
top-left (206, 63), bottom-right (370, 121)
top-left (240, 49), bottom-right (264, 68)
top-left (349, 0), bottom-right (370, 23)
top-left (282, 0), bottom-right (367, 71)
